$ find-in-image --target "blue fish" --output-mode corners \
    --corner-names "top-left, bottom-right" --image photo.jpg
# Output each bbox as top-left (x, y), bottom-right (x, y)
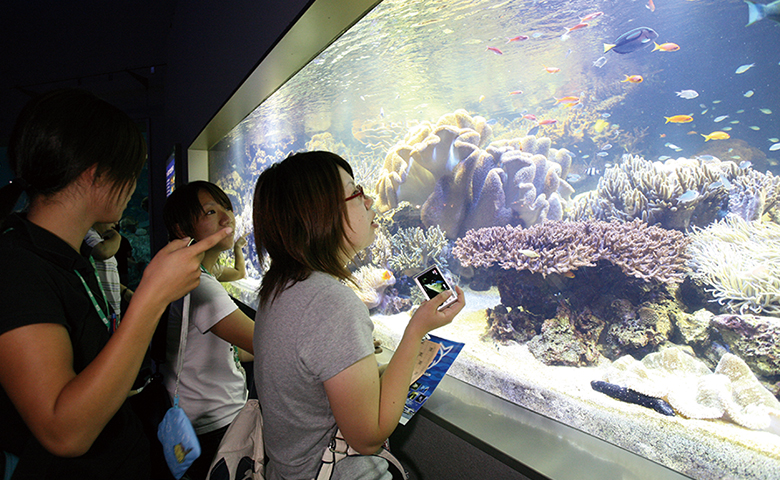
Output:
top-left (604, 27), bottom-right (659, 54)
top-left (745, 0), bottom-right (780, 25)
top-left (677, 190), bottom-right (700, 204)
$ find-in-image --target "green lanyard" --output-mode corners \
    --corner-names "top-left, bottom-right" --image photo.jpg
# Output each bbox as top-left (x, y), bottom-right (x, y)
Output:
top-left (75, 257), bottom-right (117, 333)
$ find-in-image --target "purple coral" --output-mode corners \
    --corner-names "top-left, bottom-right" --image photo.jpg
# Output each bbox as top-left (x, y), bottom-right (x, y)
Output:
top-left (453, 219), bottom-right (691, 284)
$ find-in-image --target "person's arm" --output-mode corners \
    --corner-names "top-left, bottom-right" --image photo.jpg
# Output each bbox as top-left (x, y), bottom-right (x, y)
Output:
top-left (0, 228), bottom-right (232, 457)
top-left (90, 227), bottom-right (121, 260)
top-left (209, 309), bottom-right (255, 355)
top-left (324, 287), bottom-right (464, 454)
top-left (215, 233), bottom-right (247, 282)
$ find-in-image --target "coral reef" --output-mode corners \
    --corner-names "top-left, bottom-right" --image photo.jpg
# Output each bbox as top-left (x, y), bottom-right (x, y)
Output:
top-left (568, 154), bottom-right (780, 231)
top-left (602, 347), bottom-right (780, 431)
top-left (687, 216), bottom-right (780, 315)
top-left (374, 110), bottom-right (574, 238)
top-left (711, 314), bottom-right (780, 378)
top-left (366, 224), bottom-right (449, 277)
top-left (453, 219), bottom-right (690, 283)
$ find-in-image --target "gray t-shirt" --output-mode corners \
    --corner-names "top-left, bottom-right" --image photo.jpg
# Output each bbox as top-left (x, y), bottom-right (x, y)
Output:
top-left (254, 272), bottom-right (391, 480)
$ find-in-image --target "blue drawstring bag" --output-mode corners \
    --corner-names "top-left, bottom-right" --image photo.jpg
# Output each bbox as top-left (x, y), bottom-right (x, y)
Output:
top-left (158, 294), bottom-right (201, 479)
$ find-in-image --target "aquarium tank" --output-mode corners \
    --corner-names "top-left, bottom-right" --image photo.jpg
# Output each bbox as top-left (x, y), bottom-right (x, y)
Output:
top-left (206, 0), bottom-right (780, 478)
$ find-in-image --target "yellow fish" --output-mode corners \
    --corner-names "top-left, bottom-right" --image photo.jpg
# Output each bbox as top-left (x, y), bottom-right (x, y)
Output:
top-left (518, 249), bottom-right (540, 258)
top-left (665, 115), bottom-right (693, 124)
top-left (701, 131), bottom-right (730, 142)
top-left (593, 118), bottom-right (609, 133)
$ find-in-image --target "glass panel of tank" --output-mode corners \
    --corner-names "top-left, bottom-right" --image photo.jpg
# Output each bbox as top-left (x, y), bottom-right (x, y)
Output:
top-left (208, 0), bottom-right (780, 478)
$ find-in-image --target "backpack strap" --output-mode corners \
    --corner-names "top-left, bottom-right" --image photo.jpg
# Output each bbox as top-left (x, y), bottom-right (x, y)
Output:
top-left (314, 429), bottom-right (408, 480)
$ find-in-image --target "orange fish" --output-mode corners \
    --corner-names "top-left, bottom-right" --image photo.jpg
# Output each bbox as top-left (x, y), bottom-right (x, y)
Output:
top-left (554, 95), bottom-right (580, 105)
top-left (580, 11), bottom-right (603, 22)
top-left (566, 23), bottom-right (589, 34)
top-left (647, 0), bottom-right (656, 12)
top-left (563, 271), bottom-right (576, 279)
top-left (621, 75), bottom-right (643, 83)
top-left (652, 42), bottom-right (680, 52)
top-left (523, 114), bottom-right (537, 121)
top-left (509, 90), bottom-right (524, 95)
top-left (538, 119), bottom-right (558, 125)
top-left (659, 133), bottom-right (667, 138)
top-left (665, 115), bottom-right (694, 124)
top-left (701, 131), bottom-right (730, 141)
top-left (543, 65), bottom-right (561, 73)
top-left (687, 131), bottom-right (698, 135)
top-left (487, 46), bottom-right (503, 55)
top-left (507, 35), bottom-right (529, 42)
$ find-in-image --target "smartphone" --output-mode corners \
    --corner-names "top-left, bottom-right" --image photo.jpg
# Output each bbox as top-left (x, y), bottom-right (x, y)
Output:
top-left (413, 265), bottom-right (458, 311)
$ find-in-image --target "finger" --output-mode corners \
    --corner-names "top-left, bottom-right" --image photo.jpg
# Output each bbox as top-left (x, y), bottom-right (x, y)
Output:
top-left (187, 227), bottom-right (233, 254)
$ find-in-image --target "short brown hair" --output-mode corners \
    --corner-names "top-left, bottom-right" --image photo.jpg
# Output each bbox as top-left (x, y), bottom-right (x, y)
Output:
top-left (163, 181), bottom-right (233, 241)
top-left (253, 151), bottom-right (354, 307)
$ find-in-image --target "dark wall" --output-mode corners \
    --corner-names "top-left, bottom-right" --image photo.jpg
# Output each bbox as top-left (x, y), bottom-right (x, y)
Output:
top-left (152, 0), bottom-right (312, 252)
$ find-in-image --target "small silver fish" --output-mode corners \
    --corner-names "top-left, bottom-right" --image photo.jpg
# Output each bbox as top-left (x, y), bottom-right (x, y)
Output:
top-left (601, 143), bottom-right (613, 150)
top-left (714, 115), bottom-right (729, 122)
top-left (744, 90), bottom-right (754, 98)
top-left (735, 63), bottom-right (755, 74)
top-left (597, 151), bottom-right (609, 157)
top-left (769, 143), bottom-right (780, 151)
top-left (518, 249), bottom-right (540, 258)
top-left (676, 90), bottom-right (699, 99)
top-left (677, 190), bottom-right (700, 204)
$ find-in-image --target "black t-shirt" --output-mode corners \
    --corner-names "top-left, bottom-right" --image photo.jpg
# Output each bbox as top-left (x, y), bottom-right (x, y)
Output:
top-left (0, 214), bottom-right (150, 479)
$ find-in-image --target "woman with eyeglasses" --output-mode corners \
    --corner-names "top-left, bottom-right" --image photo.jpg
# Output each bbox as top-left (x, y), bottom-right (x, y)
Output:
top-left (252, 151), bottom-right (465, 480)
top-left (0, 89), bottom-right (232, 479)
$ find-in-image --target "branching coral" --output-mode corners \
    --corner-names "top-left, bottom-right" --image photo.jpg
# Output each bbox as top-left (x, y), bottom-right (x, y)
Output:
top-left (687, 216), bottom-right (780, 315)
top-left (369, 225), bottom-right (449, 276)
top-left (453, 219), bottom-right (690, 283)
top-left (568, 154), bottom-right (739, 231)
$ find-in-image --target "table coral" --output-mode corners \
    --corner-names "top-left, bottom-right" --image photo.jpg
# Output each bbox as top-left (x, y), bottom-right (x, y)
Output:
top-left (452, 219), bottom-right (690, 283)
top-left (687, 216), bottom-right (780, 315)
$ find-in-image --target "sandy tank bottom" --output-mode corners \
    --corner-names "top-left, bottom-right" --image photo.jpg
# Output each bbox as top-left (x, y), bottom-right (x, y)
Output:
top-left (371, 286), bottom-right (780, 480)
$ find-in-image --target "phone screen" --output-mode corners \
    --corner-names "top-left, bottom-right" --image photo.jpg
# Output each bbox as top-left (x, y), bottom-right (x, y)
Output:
top-left (416, 265), bottom-right (456, 297)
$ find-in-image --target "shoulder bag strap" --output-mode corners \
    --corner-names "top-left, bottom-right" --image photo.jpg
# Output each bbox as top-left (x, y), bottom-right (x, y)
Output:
top-left (172, 293), bottom-right (191, 408)
top-left (314, 428), bottom-right (407, 480)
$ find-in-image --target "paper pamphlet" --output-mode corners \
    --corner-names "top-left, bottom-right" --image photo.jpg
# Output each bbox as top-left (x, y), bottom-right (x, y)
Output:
top-left (400, 334), bottom-right (464, 425)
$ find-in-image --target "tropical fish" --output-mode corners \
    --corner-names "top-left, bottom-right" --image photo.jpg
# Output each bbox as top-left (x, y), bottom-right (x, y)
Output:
top-left (722, 127), bottom-right (733, 131)
top-left (622, 75), bottom-right (644, 83)
top-left (538, 119), bottom-right (558, 125)
top-left (507, 35), bottom-right (529, 42)
top-left (652, 42), bottom-right (680, 52)
top-left (737, 109), bottom-right (745, 113)
top-left (523, 114), bottom-right (538, 121)
top-left (601, 143), bottom-right (613, 150)
top-left (593, 56), bottom-right (608, 68)
top-left (586, 166), bottom-right (601, 176)
top-left (543, 65), bottom-right (561, 73)
top-left (554, 96), bottom-right (580, 105)
top-left (509, 90), bottom-right (524, 95)
top-left (735, 63), bottom-right (755, 74)
top-left (518, 249), bottom-right (540, 258)
top-left (566, 173), bottom-right (583, 183)
top-left (676, 89), bottom-right (699, 99)
top-left (601, 112), bottom-right (611, 118)
top-left (597, 151), bottom-right (609, 157)
top-left (730, 120), bottom-right (740, 124)
top-left (770, 137), bottom-right (780, 142)
top-left (527, 125), bottom-right (541, 136)
top-left (714, 115), bottom-right (729, 122)
top-left (677, 190), bottom-right (700, 204)
top-left (749, 126), bottom-right (761, 130)
top-left (562, 271), bottom-right (576, 279)
top-left (713, 100), bottom-right (722, 104)
top-left (740, 160), bottom-right (753, 169)
top-left (665, 115), bottom-right (693, 123)
top-left (658, 155), bottom-right (671, 161)
top-left (581, 11), bottom-right (604, 22)
top-left (665, 142), bottom-right (683, 151)
top-left (769, 143), bottom-right (780, 151)
top-left (647, 0), bottom-right (656, 12)
top-left (760, 108), bottom-right (773, 114)
top-left (593, 118), bottom-right (609, 132)
top-left (744, 90), bottom-right (754, 97)
top-left (566, 23), bottom-right (589, 34)
top-left (701, 109), bottom-right (709, 115)
top-left (487, 46), bottom-right (503, 55)
top-left (687, 130), bottom-right (699, 135)
top-left (702, 131), bottom-right (730, 141)
top-left (479, 95), bottom-right (486, 103)
top-left (745, 0), bottom-right (780, 25)
top-left (604, 27), bottom-right (658, 54)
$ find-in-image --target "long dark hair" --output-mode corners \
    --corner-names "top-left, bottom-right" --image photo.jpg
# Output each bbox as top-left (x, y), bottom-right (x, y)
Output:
top-left (0, 88), bottom-right (146, 223)
top-left (163, 181), bottom-right (234, 241)
top-left (253, 151), bottom-right (355, 307)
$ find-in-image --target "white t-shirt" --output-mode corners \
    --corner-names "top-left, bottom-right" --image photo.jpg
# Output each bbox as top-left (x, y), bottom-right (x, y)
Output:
top-left (162, 271), bottom-right (248, 434)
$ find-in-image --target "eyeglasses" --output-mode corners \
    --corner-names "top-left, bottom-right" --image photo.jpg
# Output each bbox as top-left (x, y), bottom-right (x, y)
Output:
top-left (344, 185), bottom-right (366, 202)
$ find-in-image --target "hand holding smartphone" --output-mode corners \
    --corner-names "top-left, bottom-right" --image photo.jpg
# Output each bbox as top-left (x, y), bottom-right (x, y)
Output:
top-left (413, 265), bottom-right (458, 311)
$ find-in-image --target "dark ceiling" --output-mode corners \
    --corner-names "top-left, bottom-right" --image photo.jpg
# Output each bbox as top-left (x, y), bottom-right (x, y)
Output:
top-left (0, 0), bottom-right (178, 144)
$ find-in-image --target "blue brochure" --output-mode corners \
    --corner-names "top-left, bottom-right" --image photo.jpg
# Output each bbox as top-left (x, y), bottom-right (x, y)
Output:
top-left (400, 334), bottom-right (464, 425)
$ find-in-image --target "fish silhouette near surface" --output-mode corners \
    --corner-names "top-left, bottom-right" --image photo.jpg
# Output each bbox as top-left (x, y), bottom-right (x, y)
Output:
top-left (745, 0), bottom-right (780, 25)
top-left (604, 27), bottom-right (658, 54)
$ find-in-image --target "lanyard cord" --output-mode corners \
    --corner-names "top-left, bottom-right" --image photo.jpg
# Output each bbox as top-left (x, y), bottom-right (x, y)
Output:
top-left (173, 293), bottom-right (191, 408)
top-left (74, 258), bottom-right (115, 332)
